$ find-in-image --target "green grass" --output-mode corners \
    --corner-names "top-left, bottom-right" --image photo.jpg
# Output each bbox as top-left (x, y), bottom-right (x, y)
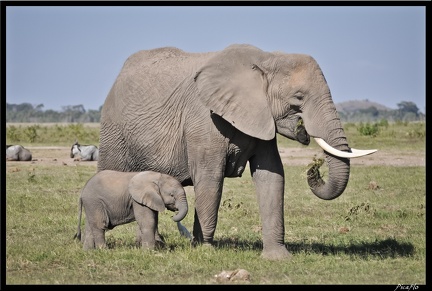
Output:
top-left (277, 121), bottom-right (425, 152)
top-left (6, 121), bottom-right (426, 152)
top-left (6, 163), bottom-right (425, 284)
top-left (6, 123), bottom-right (100, 146)
top-left (5, 121), bottom-right (425, 284)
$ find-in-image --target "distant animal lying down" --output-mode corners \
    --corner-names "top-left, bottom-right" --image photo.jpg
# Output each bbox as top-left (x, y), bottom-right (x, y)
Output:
top-left (6, 145), bottom-right (32, 161)
top-left (70, 141), bottom-right (99, 161)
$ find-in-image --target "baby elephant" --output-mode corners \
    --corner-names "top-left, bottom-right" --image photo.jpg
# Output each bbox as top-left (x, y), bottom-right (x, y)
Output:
top-left (74, 170), bottom-right (188, 250)
top-left (6, 145), bottom-right (32, 161)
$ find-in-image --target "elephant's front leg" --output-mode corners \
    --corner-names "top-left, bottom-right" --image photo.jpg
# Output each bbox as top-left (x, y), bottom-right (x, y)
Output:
top-left (249, 140), bottom-right (292, 260)
top-left (133, 203), bottom-right (158, 249)
top-left (135, 225), bottom-right (165, 248)
top-left (191, 168), bottom-right (225, 246)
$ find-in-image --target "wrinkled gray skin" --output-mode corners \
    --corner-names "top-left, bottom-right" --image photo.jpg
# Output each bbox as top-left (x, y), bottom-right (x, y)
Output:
top-left (70, 141), bottom-right (99, 161)
top-left (98, 44), bottom-right (352, 260)
top-left (6, 145), bottom-right (32, 161)
top-left (74, 170), bottom-right (188, 250)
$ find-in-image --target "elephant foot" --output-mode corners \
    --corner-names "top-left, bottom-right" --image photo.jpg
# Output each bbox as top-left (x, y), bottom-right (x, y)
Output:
top-left (136, 239), bottom-right (166, 250)
top-left (140, 242), bottom-right (157, 250)
top-left (261, 245), bottom-right (292, 261)
top-left (191, 238), bottom-right (214, 248)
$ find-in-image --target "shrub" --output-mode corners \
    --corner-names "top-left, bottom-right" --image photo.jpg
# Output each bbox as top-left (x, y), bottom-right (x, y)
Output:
top-left (6, 125), bottom-right (21, 143)
top-left (24, 125), bottom-right (39, 143)
top-left (357, 122), bottom-right (379, 136)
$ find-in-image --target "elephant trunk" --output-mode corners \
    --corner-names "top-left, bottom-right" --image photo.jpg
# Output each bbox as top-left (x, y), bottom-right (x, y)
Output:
top-left (304, 96), bottom-right (352, 200)
top-left (307, 153), bottom-right (350, 200)
top-left (172, 197), bottom-right (188, 222)
top-left (307, 135), bottom-right (376, 199)
top-left (305, 112), bottom-right (375, 199)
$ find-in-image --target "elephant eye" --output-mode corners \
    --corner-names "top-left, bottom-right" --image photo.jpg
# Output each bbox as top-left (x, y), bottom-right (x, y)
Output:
top-left (293, 92), bottom-right (304, 101)
top-left (290, 104), bottom-right (302, 112)
top-left (289, 93), bottom-right (304, 112)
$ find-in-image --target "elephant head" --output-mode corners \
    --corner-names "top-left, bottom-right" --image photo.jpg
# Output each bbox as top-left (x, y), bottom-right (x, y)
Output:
top-left (195, 44), bottom-right (376, 200)
top-left (70, 140), bottom-right (80, 158)
top-left (128, 172), bottom-right (188, 222)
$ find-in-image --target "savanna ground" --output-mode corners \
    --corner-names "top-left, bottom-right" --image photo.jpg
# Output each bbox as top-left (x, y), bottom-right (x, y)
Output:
top-left (5, 122), bottom-right (426, 285)
top-left (5, 121), bottom-right (424, 167)
top-left (7, 144), bottom-right (425, 167)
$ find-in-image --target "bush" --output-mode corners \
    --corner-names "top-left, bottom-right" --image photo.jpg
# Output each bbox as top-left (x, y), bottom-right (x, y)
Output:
top-left (407, 123), bottom-right (426, 138)
top-left (5, 123), bottom-right (100, 145)
top-left (377, 119), bottom-right (389, 128)
top-left (23, 125), bottom-right (39, 142)
top-left (357, 122), bottom-right (379, 136)
top-left (6, 125), bottom-right (21, 143)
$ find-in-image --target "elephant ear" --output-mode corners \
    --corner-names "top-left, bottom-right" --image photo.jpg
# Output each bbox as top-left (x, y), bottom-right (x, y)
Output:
top-left (194, 44), bottom-right (275, 141)
top-left (129, 172), bottom-right (165, 212)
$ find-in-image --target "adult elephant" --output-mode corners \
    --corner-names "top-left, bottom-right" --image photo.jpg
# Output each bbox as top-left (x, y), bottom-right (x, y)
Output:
top-left (98, 44), bottom-right (376, 260)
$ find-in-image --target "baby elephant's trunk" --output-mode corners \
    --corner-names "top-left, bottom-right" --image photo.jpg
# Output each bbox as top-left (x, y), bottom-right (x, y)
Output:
top-left (172, 197), bottom-right (188, 222)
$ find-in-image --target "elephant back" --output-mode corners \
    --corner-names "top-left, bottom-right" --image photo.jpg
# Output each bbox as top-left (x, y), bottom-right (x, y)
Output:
top-left (99, 47), bottom-right (214, 173)
top-left (121, 48), bottom-right (213, 101)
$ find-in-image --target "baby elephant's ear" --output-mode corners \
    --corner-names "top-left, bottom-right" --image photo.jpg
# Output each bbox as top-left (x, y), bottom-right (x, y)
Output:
top-left (129, 172), bottom-right (165, 212)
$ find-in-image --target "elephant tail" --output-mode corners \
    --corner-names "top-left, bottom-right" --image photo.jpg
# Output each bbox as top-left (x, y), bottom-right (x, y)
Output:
top-left (73, 197), bottom-right (83, 241)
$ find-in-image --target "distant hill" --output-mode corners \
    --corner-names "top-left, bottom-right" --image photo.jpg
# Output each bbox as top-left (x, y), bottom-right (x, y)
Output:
top-left (335, 99), bottom-right (393, 113)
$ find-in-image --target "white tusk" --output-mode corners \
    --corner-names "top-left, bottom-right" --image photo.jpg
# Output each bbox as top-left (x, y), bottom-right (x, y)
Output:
top-left (314, 137), bottom-right (377, 158)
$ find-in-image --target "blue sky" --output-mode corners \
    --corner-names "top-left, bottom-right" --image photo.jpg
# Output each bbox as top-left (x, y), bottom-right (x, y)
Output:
top-left (5, 5), bottom-right (426, 113)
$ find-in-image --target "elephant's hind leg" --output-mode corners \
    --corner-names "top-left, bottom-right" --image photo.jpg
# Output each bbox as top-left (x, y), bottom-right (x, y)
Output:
top-left (83, 209), bottom-right (108, 249)
top-left (82, 220), bottom-right (96, 250)
top-left (92, 228), bottom-right (107, 249)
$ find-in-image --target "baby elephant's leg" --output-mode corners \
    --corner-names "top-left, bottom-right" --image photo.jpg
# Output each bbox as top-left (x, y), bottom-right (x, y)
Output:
top-left (133, 203), bottom-right (158, 249)
top-left (92, 227), bottom-right (107, 249)
top-left (85, 209), bottom-right (107, 249)
top-left (135, 225), bottom-right (165, 248)
top-left (82, 220), bottom-right (96, 250)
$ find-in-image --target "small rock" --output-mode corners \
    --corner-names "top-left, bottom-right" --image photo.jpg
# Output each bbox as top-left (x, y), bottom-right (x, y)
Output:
top-left (368, 181), bottom-right (379, 190)
top-left (215, 269), bottom-right (251, 283)
top-left (230, 269), bottom-right (251, 282)
top-left (338, 227), bottom-right (350, 234)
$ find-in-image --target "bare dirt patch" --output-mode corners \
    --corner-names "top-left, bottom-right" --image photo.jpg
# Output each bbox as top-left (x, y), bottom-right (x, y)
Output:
top-left (278, 147), bottom-right (425, 167)
top-left (6, 146), bottom-right (97, 168)
top-left (6, 146), bottom-right (424, 168)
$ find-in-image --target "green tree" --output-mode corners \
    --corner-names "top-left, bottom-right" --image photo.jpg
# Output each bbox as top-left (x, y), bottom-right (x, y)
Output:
top-left (397, 101), bottom-right (419, 116)
top-left (360, 106), bottom-right (379, 117)
top-left (61, 105), bottom-right (86, 122)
